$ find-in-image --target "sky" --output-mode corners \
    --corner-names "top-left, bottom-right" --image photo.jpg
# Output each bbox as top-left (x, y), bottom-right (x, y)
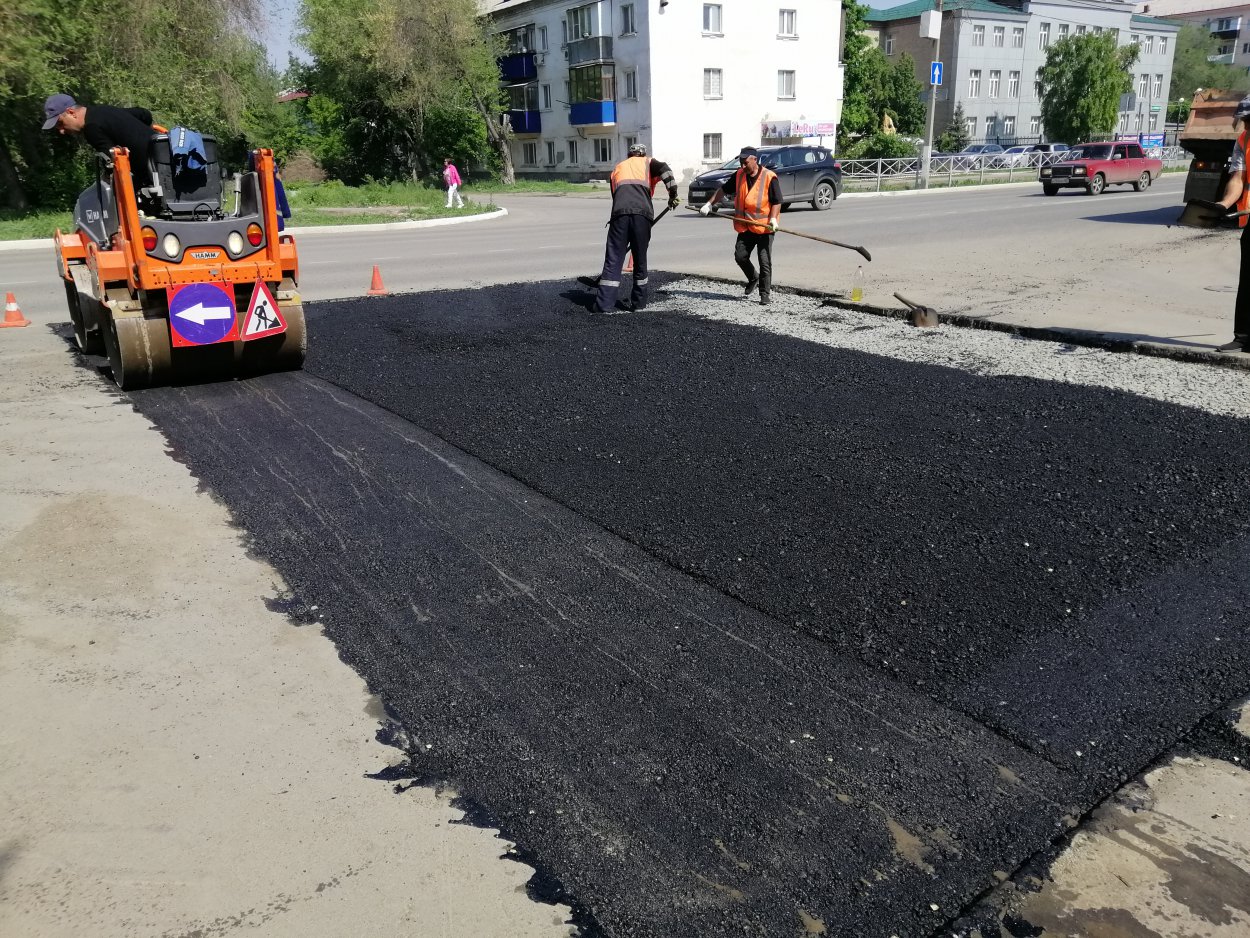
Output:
top-left (258, 0), bottom-right (307, 72)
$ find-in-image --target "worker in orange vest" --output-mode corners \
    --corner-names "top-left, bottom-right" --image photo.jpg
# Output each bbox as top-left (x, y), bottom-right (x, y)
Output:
top-left (593, 143), bottom-right (680, 313)
top-left (1215, 94), bottom-right (1250, 352)
top-left (701, 146), bottom-right (781, 305)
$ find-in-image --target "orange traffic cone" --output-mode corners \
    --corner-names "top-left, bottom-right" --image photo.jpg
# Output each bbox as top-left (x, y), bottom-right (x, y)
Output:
top-left (367, 265), bottom-right (388, 296)
top-left (623, 252), bottom-right (633, 274)
top-left (1, 292), bottom-right (31, 328)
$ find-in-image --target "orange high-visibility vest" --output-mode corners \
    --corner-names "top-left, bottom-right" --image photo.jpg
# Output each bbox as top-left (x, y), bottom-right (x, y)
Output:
top-left (610, 156), bottom-right (657, 196)
top-left (734, 167), bottom-right (778, 234)
top-left (1238, 130), bottom-right (1250, 229)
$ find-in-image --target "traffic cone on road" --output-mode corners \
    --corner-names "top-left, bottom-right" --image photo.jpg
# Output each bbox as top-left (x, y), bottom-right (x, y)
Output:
top-left (623, 252), bottom-right (633, 274)
top-left (367, 265), bottom-right (388, 296)
top-left (1, 292), bottom-right (31, 328)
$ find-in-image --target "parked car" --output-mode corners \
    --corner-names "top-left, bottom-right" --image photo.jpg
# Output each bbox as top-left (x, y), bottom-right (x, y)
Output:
top-left (687, 145), bottom-right (844, 212)
top-left (1038, 141), bottom-right (1163, 195)
top-left (1029, 142), bottom-right (1070, 166)
top-left (998, 145), bottom-right (1035, 167)
top-left (952, 143), bottom-right (1005, 169)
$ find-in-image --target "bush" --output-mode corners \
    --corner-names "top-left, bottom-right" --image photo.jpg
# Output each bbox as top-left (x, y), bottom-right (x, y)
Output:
top-left (841, 132), bottom-right (920, 161)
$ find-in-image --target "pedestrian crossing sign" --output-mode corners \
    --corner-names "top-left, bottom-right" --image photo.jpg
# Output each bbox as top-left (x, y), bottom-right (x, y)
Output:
top-left (241, 281), bottom-right (287, 340)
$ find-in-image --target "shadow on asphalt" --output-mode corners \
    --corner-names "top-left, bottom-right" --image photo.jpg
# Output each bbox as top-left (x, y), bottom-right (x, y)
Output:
top-left (1079, 204), bottom-right (1191, 225)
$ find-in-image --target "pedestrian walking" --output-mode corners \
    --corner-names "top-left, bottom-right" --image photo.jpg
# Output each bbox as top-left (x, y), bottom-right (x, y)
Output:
top-left (1215, 94), bottom-right (1250, 352)
top-left (593, 143), bottom-right (679, 313)
top-left (443, 158), bottom-right (464, 209)
top-left (700, 146), bottom-right (781, 305)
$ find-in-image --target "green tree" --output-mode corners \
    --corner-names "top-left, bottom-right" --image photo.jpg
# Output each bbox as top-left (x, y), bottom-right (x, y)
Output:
top-left (841, 2), bottom-right (926, 145)
top-left (1038, 33), bottom-right (1138, 143)
top-left (1169, 23), bottom-right (1250, 115)
top-left (937, 103), bottom-right (971, 153)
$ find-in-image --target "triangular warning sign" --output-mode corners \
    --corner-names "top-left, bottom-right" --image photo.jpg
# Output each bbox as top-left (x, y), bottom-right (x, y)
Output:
top-left (241, 281), bottom-right (287, 341)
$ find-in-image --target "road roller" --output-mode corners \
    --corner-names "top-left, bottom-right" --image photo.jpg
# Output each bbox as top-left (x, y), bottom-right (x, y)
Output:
top-left (54, 136), bottom-right (304, 389)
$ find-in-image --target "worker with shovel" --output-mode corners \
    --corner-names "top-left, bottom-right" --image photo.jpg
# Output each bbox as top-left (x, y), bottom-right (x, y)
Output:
top-left (700, 146), bottom-right (781, 305)
top-left (593, 143), bottom-right (680, 313)
top-left (1214, 94), bottom-right (1250, 353)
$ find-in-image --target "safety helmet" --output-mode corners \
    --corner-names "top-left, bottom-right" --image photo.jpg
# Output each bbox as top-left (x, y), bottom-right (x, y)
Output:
top-left (628, 142), bottom-right (648, 157)
top-left (1236, 95), bottom-right (1250, 121)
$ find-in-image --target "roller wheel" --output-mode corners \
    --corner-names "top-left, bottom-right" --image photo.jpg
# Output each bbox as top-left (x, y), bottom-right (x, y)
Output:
top-left (240, 302), bottom-right (306, 377)
top-left (103, 312), bottom-right (172, 390)
top-left (63, 278), bottom-right (105, 355)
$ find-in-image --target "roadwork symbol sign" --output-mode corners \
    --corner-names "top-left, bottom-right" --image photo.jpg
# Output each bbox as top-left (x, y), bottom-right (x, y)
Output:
top-left (241, 281), bottom-right (287, 340)
top-left (168, 282), bottom-right (238, 347)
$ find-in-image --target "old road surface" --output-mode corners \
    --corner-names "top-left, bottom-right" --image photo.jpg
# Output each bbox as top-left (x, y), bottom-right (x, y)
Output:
top-left (115, 276), bottom-right (1249, 937)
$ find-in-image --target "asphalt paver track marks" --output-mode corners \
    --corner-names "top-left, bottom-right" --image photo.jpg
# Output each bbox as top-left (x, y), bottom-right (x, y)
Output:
top-left (124, 277), bottom-right (1250, 937)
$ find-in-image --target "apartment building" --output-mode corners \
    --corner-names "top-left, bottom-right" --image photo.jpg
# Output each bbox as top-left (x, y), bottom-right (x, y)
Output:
top-left (486, 0), bottom-right (843, 185)
top-left (868, 0), bottom-right (1178, 143)
top-left (1138, 0), bottom-right (1250, 73)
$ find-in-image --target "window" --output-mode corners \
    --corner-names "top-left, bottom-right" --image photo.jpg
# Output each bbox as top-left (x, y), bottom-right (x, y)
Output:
top-left (703, 3), bottom-right (722, 34)
top-left (1093, 25), bottom-right (1102, 34)
top-left (1244, 41), bottom-right (1250, 53)
top-left (541, 84), bottom-right (552, 109)
top-left (621, 3), bottom-right (635, 35)
top-left (538, 26), bottom-right (548, 50)
top-left (522, 142), bottom-right (538, 165)
top-left (965, 116), bottom-right (977, 137)
top-left (593, 138), bottom-right (612, 162)
top-left (546, 141), bottom-right (557, 165)
top-left (778, 69), bottom-right (796, 98)
top-left (624, 135), bottom-right (637, 152)
top-left (624, 69), bottom-right (637, 100)
top-left (1219, 43), bottom-right (1234, 55)
top-left (508, 83), bottom-right (538, 111)
top-left (1218, 17), bottom-right (1234, 29)
top-left (1008, 70), bottom-right (1020, 97)
top-left (564, 79), bottom-right (570, 102)
top-left (885, 36), bottom-right (895, 55)
top-left (1039, 22), bottom-right (1050, 48)
top-left (703, 133), bottom-right (723, 160)
top-left (1160, 37), bottom-right (1167, 54)
top-left (1144, 35), bottom-right (1153, 53)
top-left (567, 4), bottom-right (592, 41)
top-left (993, 25), bottom-right (1004, 46)
top-left (704, 68), bottom-right (723, 98)
top-left (1030, 115), bottom-right (1040, 135)
top-left (1130, 33), bottom-right (1140, 45)
top-left (779, 9), bottom-right (797, 37)
top-left (989, 69), bottom-right (1000, 97)
top-left (1058, 23), bottom-right (1068, 38)
top-left (986, 116), bottom-right (996, 137)
top-left (1035, 68), bottom-right (1042, 96)
top-left (1076, 24), bottom-right (1086, 35)
top-left (569, 64), bottom-right (615, 103)
top-left (568, 139), bottom-right (578, 163)
top-left (1118, 112), bottom-right (1129, 132)
top-left (969, 69), bottom-right (981, 97)
top-left (1149, 112), bottom-right (1158, 130)
top-left (1109, 28), bottom-right (1118, 41)
top-left (1013, 26), bottom-right (1024, 47)
top-left (1003, 115), bottom-right (1016, 135)
top-left (1134, 112), bottom-right (1143, 131)
top-left (973, 24), bottom-right (985, 46)
top-left (1138, 73), bottom-right (1148, 97)
top-left (1153, 74), bottom-right (1163, 97)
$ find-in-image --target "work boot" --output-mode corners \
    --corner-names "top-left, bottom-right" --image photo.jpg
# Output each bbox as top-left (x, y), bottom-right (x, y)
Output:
top-left (744, 276), bottom-right (758, 296)
top-left (1215, 339), bottom-right (1247, 353)
top-left (760, 294), bottom-right (771, 306)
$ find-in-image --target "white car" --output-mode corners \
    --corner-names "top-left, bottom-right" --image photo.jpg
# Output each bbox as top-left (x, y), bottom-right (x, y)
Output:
top-left (998, 145), bottom-right (1035, 167)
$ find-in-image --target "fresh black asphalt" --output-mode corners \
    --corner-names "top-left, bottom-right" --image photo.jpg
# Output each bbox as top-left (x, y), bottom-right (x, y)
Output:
top-left (123, 275), bottom-right (1250, 937)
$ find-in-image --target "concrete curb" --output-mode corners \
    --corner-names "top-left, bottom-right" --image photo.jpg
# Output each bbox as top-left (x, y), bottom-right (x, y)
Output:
top-left (0, 206), bottom-right (510, 252)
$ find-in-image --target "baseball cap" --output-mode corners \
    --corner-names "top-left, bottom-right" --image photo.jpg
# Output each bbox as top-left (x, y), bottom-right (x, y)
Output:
top-left (739, 146), bottom-right (759, 158)
top-left (1236, 95), bottom-right (1250, 120)
top-left (42, 93), bottom-right (76, 130)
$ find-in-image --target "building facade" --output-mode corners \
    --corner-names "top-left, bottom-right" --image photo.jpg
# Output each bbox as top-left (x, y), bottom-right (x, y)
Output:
top-left (486, 0), bottom-right (843, 186)
top-left (1137, 0), bottom-right (1250, 74)
top-left (868, 0), bottom-right (1178, 144)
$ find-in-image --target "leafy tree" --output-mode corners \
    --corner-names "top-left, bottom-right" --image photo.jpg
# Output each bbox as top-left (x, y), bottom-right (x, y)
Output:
top-left (841, 1), bottom-right (926, 145)
top-left (1038, 33), bottom-right (1137, 143)
top-left (843, 132), bottom-right (920, 160)
top-left (937, 103), bottom-right (971, 153)
top-left (1169, 23), bottom-right (1250, 115)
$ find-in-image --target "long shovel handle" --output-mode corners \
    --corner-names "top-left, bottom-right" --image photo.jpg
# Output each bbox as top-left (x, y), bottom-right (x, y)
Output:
top-left (686, 206), bottom-right (871, 262)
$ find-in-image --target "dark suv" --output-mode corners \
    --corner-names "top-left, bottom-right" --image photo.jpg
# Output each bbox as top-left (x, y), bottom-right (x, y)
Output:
top-left (687, 145), bottom-right (843, 212)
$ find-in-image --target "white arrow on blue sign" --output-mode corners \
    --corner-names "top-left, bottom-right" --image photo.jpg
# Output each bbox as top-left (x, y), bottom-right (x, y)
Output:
top-left (168, 282), bottom-right (237, 345)
top-left (931, 62), bottom-right (943, 86)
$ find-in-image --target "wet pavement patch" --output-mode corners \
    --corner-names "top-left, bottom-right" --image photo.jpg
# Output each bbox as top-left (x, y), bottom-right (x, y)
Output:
top-left (121, 276), bottom-right (1250, 937)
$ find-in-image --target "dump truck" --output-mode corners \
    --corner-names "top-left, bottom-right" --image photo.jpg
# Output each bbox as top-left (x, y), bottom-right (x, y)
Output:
top-left (1179, 89), bottom-right (1243, 205)
top-left (54, 134), bottom-right (305, 390)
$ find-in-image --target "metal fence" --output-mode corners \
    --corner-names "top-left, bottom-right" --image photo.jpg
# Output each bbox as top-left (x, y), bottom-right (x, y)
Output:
top-left (838, 146), bottom-right (1191, 191)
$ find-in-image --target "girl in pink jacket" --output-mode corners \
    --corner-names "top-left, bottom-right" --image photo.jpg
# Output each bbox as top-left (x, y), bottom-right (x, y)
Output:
top-left (443, 158), bottom-right (464, 208)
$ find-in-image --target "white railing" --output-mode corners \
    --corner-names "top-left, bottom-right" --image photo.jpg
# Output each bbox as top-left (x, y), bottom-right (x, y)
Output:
top-left (837, 146), bottom-right (1191, 190)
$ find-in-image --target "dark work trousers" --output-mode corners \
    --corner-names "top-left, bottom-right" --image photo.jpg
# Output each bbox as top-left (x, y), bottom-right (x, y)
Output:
top-left (596, 214), bottom-right (650, 311)
top-left (734, 231), bottom-right (775, 297)
top-left (1237, 224), bottom-right (1250, 341)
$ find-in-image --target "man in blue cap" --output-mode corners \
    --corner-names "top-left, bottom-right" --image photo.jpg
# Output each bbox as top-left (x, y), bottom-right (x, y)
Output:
top-left (1215, 93), bottom-right (1250, 352)
top-left (42, 94), bottom-right (158, 188)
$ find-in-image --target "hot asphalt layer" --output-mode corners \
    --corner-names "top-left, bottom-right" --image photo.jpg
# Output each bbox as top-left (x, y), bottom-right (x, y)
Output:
top-left (122, 275), bottom-right (1250, 937)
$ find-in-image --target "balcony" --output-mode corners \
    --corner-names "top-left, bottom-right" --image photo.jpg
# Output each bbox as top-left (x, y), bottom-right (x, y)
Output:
top-left (499, 51), bottom-right (538, 82)
top-left (508, 110), bottom-right (542, 135)
top-left (569, 101), bottom-right (616, 126)
top-left (566, 36), bottom-right (613, 66)
top-left (1210, 17), bottom-right (1242, 37)
top-left (1208, 52), bottom-right (1236, 64)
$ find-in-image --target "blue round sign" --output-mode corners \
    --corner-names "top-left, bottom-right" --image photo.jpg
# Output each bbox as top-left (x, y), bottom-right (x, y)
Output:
top-left (169, 283), bottom-right (236, 345)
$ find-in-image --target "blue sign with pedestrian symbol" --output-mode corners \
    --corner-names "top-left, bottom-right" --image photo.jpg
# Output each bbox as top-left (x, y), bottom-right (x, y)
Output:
top-left (168, 282), bottom-right (237, 346)
top-left (931, 62), bottom-right (943, 86)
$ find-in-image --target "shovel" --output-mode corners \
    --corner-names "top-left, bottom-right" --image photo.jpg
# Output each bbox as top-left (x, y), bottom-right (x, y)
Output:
top-left (687, 206), bottom-right (872, 261)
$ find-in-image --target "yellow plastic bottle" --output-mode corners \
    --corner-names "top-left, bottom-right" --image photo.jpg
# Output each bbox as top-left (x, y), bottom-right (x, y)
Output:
top-left (851, 265), bottom-right (865, 303)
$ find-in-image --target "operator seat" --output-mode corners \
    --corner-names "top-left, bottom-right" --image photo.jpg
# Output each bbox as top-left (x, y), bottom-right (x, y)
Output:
top-left (145, 132), bottom-right (224, 218)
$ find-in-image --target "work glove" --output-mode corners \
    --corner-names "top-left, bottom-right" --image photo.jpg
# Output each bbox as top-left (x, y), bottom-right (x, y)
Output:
top-left (699, 202), bottom-right (712, 216)
top-left (768, 218), bottom-right (779, 232)
top-left (668, 196), bottom-right (681, 211)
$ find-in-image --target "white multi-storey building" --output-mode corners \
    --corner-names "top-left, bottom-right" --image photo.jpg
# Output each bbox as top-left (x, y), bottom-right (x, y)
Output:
top-left (1138, 0), bottom-right (1250, 74)
top-left (486, 0), bottom-right (843, 186)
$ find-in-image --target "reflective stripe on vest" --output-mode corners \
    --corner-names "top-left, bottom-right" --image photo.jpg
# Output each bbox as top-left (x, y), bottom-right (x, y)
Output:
top-left (611, 156), bottom-right (657, 195)
top-left (734, 167), bottom-right (777, 234)
top-left (1239, 130), bottom-right (1250, 229)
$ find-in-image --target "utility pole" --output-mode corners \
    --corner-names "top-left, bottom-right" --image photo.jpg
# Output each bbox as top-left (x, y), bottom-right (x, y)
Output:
top-left (919, 0), bottom-right (944, 189)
